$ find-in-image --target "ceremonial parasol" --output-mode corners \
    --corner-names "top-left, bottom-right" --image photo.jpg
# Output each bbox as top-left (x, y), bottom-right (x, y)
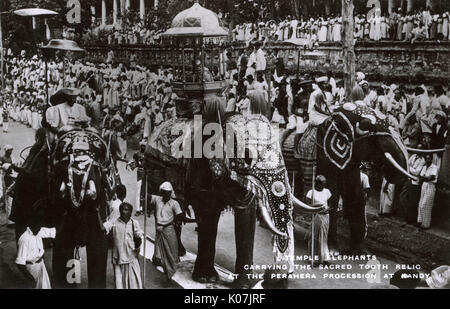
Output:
top-left (42, 39), bottom-right (85, 52)
top-left (41, 40), bottom-right (85, 105)
top-left (13, 8), bottom-right (58, 17)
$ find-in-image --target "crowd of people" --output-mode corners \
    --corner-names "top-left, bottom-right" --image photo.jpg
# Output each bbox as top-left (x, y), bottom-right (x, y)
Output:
top-left (1, 41), bottom-right (449, 230)
top-left (83, 5), bottom-right (450, 46)
top-left (233, 7), bottom-right (450, 44)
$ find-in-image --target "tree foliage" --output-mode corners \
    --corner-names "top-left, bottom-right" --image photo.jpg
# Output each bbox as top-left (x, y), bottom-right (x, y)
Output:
top-left (1, 0), bottom-right (97, 50)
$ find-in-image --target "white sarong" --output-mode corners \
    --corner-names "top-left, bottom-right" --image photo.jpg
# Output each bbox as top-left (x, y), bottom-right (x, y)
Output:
top-left (113, 258), bottom-right (143, 289)
top-left (26, 261), bottom-right (51, 289)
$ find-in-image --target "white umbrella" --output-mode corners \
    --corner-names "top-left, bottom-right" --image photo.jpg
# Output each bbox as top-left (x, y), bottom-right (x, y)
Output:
top-left (13, 8), bottom-right (58, 17)
top-left (42, 39), bottom-right (85, 52)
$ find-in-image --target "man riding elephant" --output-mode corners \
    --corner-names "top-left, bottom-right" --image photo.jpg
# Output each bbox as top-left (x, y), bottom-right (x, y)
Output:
top-left (43, 88), bottom-right (92, 140)
top-left (11, 89), bottom-right (117, 288)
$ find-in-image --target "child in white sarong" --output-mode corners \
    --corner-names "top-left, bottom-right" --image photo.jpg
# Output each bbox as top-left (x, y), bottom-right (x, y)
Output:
top-left (15, 223), bottom-right (56, 289)
top-left (306, 175), bottom-right (332, 266)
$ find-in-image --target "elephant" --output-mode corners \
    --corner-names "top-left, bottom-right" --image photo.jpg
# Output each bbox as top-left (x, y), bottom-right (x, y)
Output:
top-left (146, 108), bottom-right (321, 288)
top-left (13, 127), bottom-right (119, 288)
top-left (48, 128), bottom-right (119, 288)
top-left (282, 103), bottom-right (416, 254)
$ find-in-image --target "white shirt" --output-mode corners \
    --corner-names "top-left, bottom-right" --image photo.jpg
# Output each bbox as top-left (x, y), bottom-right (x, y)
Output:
top-left (306, 188), bottom-right (332, 208)
top-left (360, 172), bottom-right (370, 190)
top-left (46, 103), bottom-right (89, 129)
top-left (16, 227), bottom-right (56, 265)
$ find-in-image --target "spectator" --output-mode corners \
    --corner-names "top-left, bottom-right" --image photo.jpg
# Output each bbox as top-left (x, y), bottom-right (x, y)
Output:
top-left (417, 154), bottom-right (438, 230)
top-left (103, 202), bottom-right (143, 289)
top-left (306, 175), bottom-right (332, 267)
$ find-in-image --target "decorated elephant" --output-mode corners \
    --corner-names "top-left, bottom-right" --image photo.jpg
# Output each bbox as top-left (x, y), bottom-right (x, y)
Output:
top-left (146, 107), bottom-right (321, 288)
top-left (48, 128), bottom-right (119, 288)
top-left (284, 103), bottom-right (416, 254)
top-left (12, 127), bottom-right (118, 288)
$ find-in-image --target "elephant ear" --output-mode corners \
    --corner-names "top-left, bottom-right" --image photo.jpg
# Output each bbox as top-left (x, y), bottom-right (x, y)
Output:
top-left (323, 112), bottom-right (354, 170)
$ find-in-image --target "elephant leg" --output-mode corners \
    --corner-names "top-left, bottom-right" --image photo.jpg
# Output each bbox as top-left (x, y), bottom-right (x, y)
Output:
top-left (86, 228), bottom-right (108, 289)
top-left (233, 204), bottom-right (256, 288)
top-left (52, 236), bottom-right (76, 289)
top-left (192, 206), bottom-right (221, 283)
top-left (341, 166), bottom-right (367, 254)
top-left (174, 223), bottom-right (186, 257)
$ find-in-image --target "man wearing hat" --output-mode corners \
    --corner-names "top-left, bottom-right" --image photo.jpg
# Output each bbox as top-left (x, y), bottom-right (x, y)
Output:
top-left (45, 88), bottom-right (90, 133)
top-left (308, 76), bottom-right (330, 126)
top-left (150, 181), bottom-right (185, 282)
top-left (281, 79), bottom-right (313, 151)
top-left (431, 111), bottom-right (448, 151)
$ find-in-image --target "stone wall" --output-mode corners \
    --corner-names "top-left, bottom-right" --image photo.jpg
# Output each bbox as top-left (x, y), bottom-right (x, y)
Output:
top-left (85, 41), bottom-right (450, 85)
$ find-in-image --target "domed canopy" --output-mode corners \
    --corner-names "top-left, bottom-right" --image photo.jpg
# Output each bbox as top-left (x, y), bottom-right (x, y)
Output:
top-left (162, 2), bottom-right (228, 37)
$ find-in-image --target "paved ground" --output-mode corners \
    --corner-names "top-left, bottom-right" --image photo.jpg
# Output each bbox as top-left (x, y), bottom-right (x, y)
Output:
top-left (0, 121), bottom-right (434, 289)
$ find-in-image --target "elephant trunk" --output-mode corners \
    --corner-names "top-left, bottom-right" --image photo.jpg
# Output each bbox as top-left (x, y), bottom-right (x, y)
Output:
top-left (258, 203), bottom-right (288, 238)
top-left (86, 180), bottom-right (97, 200)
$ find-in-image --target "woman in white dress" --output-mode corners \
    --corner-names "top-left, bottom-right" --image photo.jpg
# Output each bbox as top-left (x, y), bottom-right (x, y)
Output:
top-left (374, 12), bottom-right (382, 41)
top-left (333, 17), bottom-right (342, 42)
top-left (289, 19), bottom-right (298, 40)
top-left (437, 14), bottom-right (443, 39)
top-left (276, 21), bottom-right (284, 41)
top-left (443, 12), bottom-right (449, 40)
top-left (318, 18), bottom-right (328, 42)
top-left (405, 15), bottom-right (414, 41)
top-left (283, 19), bottom-right (290, 41)
top-left (327, 17), bottom-right (334, 42)
top-left (369, 15), bottom-right (376, 40)
top-left (380, 15), bottom-right (388, 40)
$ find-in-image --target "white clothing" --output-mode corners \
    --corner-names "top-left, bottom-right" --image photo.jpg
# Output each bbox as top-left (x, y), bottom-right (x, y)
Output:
top-left (16, 227), bottom-right (56, 265)
top-left (16, 227), bottom-right (56, 289)
top-left (255, 48), bottom-right (266, 72)
top-left (360, 172), bottom-right (370, 190)
top-left (306, 189), bottom-right (332, 208)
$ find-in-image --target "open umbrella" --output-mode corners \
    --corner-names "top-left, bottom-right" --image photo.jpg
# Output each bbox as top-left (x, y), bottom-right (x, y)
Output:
top-left (13, 8), bottom-right (58, 17)
top-left (42, 39), bottom-right (85, 52)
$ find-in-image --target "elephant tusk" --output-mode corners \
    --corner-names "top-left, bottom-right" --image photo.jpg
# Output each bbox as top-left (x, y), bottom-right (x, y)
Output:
top-left (291, 194), bottom-right (324, 213)
top-left (86, 180), bottom-right (97, 200)
top-left (384, 153), bottom-right (418, 183)
top-left (60, 182), bottom-right (66, 198)
top-left (258, 205), bottom-right (288, 238)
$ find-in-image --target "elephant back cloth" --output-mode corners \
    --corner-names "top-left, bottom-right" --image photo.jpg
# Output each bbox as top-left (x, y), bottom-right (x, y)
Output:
top-left (51, 128), bottom-right (118, 208)
top-left (222, 113), bottom-right (293, 254)
top-left (148, 114), bottom-right (294, 254)
top-left (298, 103), bottom-right (408, 192)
